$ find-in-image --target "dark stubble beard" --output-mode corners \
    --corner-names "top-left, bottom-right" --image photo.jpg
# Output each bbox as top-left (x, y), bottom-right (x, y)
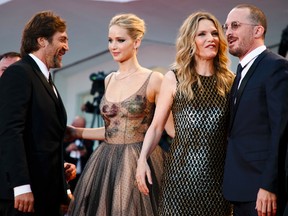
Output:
top-left (52, 55), bottom-right (61, 68)
top-left (229, 46), bottom-right (245, 58)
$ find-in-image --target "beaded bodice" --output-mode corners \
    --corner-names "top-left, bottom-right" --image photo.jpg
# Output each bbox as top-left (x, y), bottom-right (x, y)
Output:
top-left (158, 74), bottom-right (231, 215)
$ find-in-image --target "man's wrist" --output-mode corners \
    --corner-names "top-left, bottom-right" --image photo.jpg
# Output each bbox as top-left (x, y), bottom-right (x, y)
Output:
top-left (14, 184), bottom-right (32, 197)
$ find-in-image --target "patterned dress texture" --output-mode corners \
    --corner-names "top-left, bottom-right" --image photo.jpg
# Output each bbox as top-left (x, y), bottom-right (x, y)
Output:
top-left (68, 72), bottom-right (165, 216)
top-left (158, 74), bottom-right (232, 216)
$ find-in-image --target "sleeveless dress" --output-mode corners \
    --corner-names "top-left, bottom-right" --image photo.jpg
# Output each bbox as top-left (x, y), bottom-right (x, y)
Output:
top-left (158, 74), bottom-right (232, 216)
top-left (68, 72), bottom-right (165, 216)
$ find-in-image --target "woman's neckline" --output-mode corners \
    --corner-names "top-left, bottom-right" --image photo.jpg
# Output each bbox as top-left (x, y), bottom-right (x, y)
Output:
top-left (198, 73), bottom-right (214, 77)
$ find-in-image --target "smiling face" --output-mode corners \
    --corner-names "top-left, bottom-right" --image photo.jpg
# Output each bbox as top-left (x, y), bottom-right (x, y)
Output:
top-left (42, 31), bottom-right (69, 69)
top-left (108, 25), bottom-right (138, 63)
top-left (225, 8), bottom-right (257, 60)
top-left (194, 19), bottom-right (219, 61)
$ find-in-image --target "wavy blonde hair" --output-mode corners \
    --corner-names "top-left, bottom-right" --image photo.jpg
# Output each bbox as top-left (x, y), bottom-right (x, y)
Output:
top-left (171, 11), bottom-right (234, 100)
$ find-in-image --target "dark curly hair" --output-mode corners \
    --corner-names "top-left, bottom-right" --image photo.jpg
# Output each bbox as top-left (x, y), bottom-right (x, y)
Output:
top-left (20, 10), bottom-right (66, 56)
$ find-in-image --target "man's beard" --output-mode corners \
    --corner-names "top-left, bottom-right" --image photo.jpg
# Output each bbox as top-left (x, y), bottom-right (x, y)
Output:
top-left (52, 55), bottom-right (61, 68)
top-left (229, 46), bottom-right (245, 58)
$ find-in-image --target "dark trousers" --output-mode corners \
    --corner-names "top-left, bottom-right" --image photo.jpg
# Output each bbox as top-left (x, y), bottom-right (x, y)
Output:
top-left (283, 202), bottom-right (288, 216)
top-left (233, 201), bottom-right (258, 216)
top-left (0, 199), bottom-right (34, 216)
top-left (0, 199), bottom-right (63, 216)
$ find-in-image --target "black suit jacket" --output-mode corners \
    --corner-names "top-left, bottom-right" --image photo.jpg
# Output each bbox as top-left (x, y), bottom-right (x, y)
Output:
top-left (223, 50), bottom-right (288, 207)
top-left (0, 55), bottom-right (68, 214)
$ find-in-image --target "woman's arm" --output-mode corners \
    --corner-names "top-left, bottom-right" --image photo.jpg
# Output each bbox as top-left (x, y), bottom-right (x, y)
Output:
top-left (65, 126), bottom-right (105, 141)
top-left (150, 71), bottom-right (175, 139)
top-left (81, 127), bottom-right (105, 140)
top-left (136, 71), bottom-right (176, 195)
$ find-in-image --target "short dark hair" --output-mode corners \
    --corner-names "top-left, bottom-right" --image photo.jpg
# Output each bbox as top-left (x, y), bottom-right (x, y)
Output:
top-left (235, 4), bottom-right (267, 38)
top-left (0, 52), bottom-right (21, 61)
top-left (20, 10), bottom-right (66, 56)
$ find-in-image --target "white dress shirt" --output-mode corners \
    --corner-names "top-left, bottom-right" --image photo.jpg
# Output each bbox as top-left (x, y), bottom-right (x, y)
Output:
top-left (237, 45), bottom-right (266, 88)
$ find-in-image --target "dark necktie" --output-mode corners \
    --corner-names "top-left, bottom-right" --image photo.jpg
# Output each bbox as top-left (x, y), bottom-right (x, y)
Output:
top-left (48, 73), bottom-right (58, 97)
top-left (229, 63), bottom-right (244, 129)
top-left (232, 63), bottom-right (243, 104)
top-left (48, 73), bottom-right (54, 88)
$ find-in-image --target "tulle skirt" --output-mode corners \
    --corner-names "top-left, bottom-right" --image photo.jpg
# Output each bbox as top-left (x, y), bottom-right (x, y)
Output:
top-left (67, 142), bottom-right (165, 216)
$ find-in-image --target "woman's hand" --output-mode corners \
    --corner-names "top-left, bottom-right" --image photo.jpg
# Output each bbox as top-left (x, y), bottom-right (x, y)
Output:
top-left (135, 159), bottom-right (152, 195)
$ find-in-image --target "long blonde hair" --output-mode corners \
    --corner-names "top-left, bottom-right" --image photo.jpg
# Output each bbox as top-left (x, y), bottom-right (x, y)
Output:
top-left (171, 11), bottom-right (234, 100)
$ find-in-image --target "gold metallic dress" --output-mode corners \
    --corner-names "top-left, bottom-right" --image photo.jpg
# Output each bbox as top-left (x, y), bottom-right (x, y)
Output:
top-left (68, 72), bottom-right (165, 216)
top-left (158, 74), bottom-right (232, 216)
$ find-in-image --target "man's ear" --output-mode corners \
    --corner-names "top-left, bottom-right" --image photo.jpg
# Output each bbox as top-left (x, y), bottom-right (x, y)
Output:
top-left (254, 25), bottom-right (265, 39)
top-left (37, 37), bottom-right (48, 48)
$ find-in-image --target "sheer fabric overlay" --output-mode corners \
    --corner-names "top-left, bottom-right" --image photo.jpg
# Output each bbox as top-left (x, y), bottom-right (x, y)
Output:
top-left (68, 72), bottom-right (165, 216)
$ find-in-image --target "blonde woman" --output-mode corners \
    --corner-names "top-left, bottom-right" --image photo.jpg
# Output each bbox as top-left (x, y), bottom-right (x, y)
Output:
top-left (136, 11), bottom-right (234, 215)
top-left (67, 13), bottom-right (173, 216)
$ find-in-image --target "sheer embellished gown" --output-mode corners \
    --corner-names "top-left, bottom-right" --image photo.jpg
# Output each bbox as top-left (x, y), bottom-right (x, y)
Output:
top-left (68, 72), bottom-right (165, 216)
top-left (158, 74), bottom-right (232, 216)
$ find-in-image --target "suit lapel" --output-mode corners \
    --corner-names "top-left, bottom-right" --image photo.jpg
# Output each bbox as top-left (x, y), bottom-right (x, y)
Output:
top-left (53, 86), bottom-right (67, 125)
top-left (229, 50), bottom-right (269, 132)
top-left (23, 55), bottom-right (67, 125)
top-left (24, 55), bottom-right (58, 100)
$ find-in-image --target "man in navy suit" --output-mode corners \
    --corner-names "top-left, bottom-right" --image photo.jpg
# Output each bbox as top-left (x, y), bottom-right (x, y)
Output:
top-left (222, 4), bottom-right (288, 216)
top-left (0, 11), bottom-right (76, 216)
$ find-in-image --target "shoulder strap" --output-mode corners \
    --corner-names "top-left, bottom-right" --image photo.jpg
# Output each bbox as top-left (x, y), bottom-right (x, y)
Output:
top-left (105, 72), bottom-right (114, 90)
top-left (172, 69), bottom-right (179, 83)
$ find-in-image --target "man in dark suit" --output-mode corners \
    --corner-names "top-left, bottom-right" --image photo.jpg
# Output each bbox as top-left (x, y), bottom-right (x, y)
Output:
top-left (0, 11), bottom-right (76, 216)
top-left (222, 4), bottom-right (288, 216)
